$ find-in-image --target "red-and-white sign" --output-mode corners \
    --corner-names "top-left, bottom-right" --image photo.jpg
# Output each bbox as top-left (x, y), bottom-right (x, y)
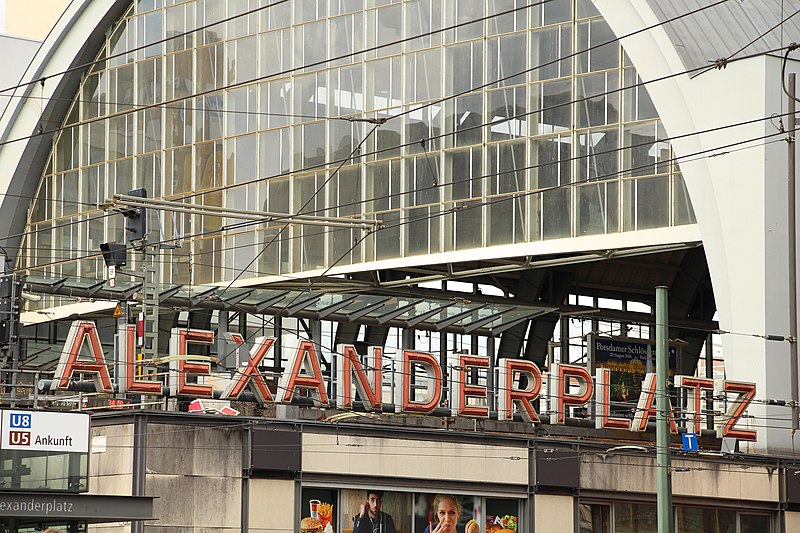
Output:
top-left (48, 321), bottom-right (759, 441)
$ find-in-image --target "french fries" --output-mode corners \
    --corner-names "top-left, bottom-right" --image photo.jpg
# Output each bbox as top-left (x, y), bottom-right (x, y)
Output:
top-left (318, 502), bottom-right (333, 520)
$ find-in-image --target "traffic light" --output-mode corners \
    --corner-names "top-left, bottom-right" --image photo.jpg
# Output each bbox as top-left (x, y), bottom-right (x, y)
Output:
top-left (100, 242), bottom-right (127, 267)
top-left (123, 188), bottom-right (147, 241)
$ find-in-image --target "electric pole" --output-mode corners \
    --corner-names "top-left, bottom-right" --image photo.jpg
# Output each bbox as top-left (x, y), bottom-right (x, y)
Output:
top-left (656, 286), bottom-right (673, 533)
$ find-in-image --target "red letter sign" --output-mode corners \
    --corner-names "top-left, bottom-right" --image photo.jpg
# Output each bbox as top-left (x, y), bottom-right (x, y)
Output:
top-left (595, 368), bottom-right (630, 430)
top-left (118, 323), bottom-right (161, 394)
top-left (336, 344), bottom-right (382, 410)
top-left (168, 328), bottom-right (215, 397)
top-left (497, 359), bottom-right (541, 424)
top-left (551, 363), bottom-right (594, 425)
top-left (675, 376), bottom-right (714, 434)
top-left (451, 355), bottom-right (490, 418)
top-left (716, 379), bottom-right (757, 441)
top-left (220, 336), bottom-right (275, 404)
top-left (51, 321), bottom-right (113, 393)
top-left (396, 350), bottom-right (443, 414)
top-left (631, 373), bottom-right (678, 433)
top-left (279, 340), bottom-right (329, 406)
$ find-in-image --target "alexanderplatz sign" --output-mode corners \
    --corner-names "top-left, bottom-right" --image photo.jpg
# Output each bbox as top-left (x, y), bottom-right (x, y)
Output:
top-left (47, 321), bottom-right (757, 442)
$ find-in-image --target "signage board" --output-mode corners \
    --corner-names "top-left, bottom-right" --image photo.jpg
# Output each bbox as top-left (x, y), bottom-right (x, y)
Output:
top-left (45, 321), bottom-right (760, 442)
top-left (591, 335), bottom-right (678, 404)
top-left (682, 432), bottom-right (699, 452)
top-left (0, 410), bottom-right (90, 453)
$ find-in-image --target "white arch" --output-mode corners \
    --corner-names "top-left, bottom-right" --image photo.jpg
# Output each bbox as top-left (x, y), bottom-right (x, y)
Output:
top-left (597, 0), bottom-right (798, 452)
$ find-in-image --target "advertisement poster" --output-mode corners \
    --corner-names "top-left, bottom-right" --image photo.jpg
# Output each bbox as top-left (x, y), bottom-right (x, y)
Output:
top-left (591, 336), bottom-right (678, 414)
top-left (299, 488), bottom-right (519, 533)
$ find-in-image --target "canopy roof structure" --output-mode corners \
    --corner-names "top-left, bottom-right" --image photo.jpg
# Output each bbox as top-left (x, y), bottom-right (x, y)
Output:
top-left (23, 274), bottom-right (557, 338)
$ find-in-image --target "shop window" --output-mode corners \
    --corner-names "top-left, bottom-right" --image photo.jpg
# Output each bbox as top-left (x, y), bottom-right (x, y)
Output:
top-left (302, 488), bottom-right (339, 530)
top-left (415, 493), bottom-right (479, 533)
top-left (614, 502), bottom-right (656, 533)
top-left (579, 503), bottom-right (610, 533)
top-left (341, 489), bottom-right (413, 533)
top-left (486, 498), bottom-right (519, 533)
top-left (740, 514), bottom-right (771, 532)
top-left (676, 507), bottom-right (735, 533)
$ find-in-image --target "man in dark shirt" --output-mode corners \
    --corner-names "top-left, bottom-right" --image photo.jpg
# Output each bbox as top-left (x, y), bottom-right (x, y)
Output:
top-left (353, 490), bottom-right (396, 533)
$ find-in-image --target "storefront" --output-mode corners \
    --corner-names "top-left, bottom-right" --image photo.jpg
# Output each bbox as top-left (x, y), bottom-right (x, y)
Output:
top-left (84, 410), bottom-right (797, 533)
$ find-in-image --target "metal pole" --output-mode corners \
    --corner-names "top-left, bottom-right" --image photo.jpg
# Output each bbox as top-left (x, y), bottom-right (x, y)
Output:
top-left (788, 73), bottom-right (799, 432)
top-left (656, 286), bottom-right (673, 533)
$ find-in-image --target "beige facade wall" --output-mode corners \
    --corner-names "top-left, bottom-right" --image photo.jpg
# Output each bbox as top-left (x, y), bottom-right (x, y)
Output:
top-left (534, 494), bottom-right (573, 532)
top-left (303, 433), bottom-right (528, 485)
top-left (249, 478), bottom-right (295, 533)
top-left (786, 511), bottom-right (800, 532)
top-left (581, 455), bottom-right (779, 502)
top-left (5, 0), bottom-right (69, 40)
top-left (145, 423), bottom-right (244, 531)
top-left (89, 423), bottom-right (134, 496)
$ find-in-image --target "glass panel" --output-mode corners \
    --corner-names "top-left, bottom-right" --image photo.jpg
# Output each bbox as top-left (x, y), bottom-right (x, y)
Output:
top-left (445, 93), bottom-right (483, 148)
top-left (488, 0), bottom-right (528, 35)
top-left (406, 0), bottom-right (442, 51)
top-left (532, 134), bottom-right (571, 239)
top-left (673, 172), bottom-right (696, 226)
top-left (332, 14), bottom-right (364, 66)
top-left (444, 0), bottom-right (483, 43)
top-left (445, 147), bottom-right (482, 250)
top-left (294, 172), bottom-right (326, 270)
top-left (531, 24), bottom-right (572, 81)
top-left (579, 503), bottom-right (610, 533)
top-left (488, 32), bottom-right (527, 87)
top-left (740, 514), bottom-right (771, 533)
top-left (543, 0), bottom-right (572, 25)
top-left (406, 49), bottom-right (442, 102)
top-left (445, 41), bottom-right (483, 95)
top-left (623, 121), bottom-right (668, 178)
top-left (578, 19), bottom-right (619, 73)
top-left (614, 502), bottom-right (657, 533)
top-left (624, 69), bottom-right (657, 122)
top-left (331, 65), bottom-right (364, 116)
top-left (262, 28), bottom-right (292, 77)
top-left (488, 87), bottom-right (527, 142)
top-left (675, 507), bottom-right (736, 533)
top-left (577, 128), bottom-right (618, 183)
top-left (535, 79), bottom-right (572, 133)
top-left (634, 175), bottom-right (669, 230)
top-left (368, 4), bottom-right (402, 58)
top-left (488, 141), bottom-right (526, 245)
top-left (576, 71), bottom-right (620, 128)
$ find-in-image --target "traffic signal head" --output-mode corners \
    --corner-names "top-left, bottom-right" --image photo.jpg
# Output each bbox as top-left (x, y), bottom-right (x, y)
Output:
top-left (123, 188), bottom-right (147, 241)
top-left (100, 242), bottom-right (127, 267)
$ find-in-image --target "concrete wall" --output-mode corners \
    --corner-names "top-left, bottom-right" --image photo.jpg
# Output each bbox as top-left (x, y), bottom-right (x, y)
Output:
top-left (249, 478), bottom-right (295, 533)
top-left (534, 494), bottom-right (573, 532)
top-left (581, 455), bottom-right (779, 502)
top-left (302, 433), bottom-right (528, 485)
top-left (89, 423), bottom-right (134, 496)
top-left (144, 422), bottom-right (243, 532)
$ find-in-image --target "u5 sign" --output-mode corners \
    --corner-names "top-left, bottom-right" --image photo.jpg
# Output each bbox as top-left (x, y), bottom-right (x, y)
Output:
top-left (0, 410), bottom-right (90, 453)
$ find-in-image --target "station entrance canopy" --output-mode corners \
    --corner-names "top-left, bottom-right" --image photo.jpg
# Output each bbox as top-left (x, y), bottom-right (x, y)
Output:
top-left (22, 275), bottom-right (557, 337)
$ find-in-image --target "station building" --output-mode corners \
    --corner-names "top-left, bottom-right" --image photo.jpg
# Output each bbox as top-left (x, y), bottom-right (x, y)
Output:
top-left (1, 0), bottom-right (800, 532)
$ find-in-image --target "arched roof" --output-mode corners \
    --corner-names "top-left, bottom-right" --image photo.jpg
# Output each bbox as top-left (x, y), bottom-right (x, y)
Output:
top-left (646, 0), bottom-right (800, 71)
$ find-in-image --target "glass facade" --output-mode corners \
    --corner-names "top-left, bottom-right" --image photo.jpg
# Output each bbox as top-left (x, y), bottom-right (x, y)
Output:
top-left (20, 0), bottom-right (696, 283)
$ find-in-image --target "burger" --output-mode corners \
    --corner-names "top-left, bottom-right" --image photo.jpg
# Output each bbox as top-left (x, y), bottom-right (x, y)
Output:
top-left (466, 519), bottom-right (480, 533)
top-left (300, 518), bottom-right (324, 533)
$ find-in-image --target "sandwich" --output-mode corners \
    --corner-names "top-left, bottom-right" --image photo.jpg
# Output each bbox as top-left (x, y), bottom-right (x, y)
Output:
top-left (466, 519), bottom-right (480, 533)
top-left (300, 517), bottom-right (324, 533)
